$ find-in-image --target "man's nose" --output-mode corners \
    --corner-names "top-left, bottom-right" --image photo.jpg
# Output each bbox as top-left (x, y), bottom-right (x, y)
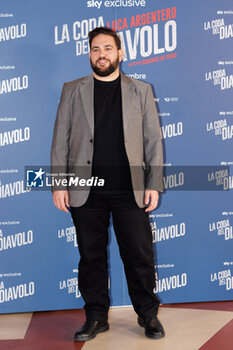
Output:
top-left (99, 50), bottom-right (106, 57)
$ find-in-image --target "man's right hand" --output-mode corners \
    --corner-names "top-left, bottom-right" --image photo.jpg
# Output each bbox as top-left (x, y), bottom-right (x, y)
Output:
top-left (52, 190), bottom-right (70, 213)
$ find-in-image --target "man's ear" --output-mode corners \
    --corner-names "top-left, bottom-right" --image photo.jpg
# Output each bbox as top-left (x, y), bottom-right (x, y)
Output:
top-left (119, 49), bottom-right (124, 62)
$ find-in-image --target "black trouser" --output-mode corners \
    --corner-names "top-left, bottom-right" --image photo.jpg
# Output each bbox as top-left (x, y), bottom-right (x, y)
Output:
top-left (70, 191), bottom-right (160, 322)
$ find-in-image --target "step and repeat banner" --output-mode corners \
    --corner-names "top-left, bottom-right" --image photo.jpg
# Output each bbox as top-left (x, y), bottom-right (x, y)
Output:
top-left (0, 0), bottom-right (233, 313)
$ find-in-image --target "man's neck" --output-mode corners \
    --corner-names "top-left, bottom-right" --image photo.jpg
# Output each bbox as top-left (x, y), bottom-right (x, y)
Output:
top-left (93, 68), bottom-right (120, 82)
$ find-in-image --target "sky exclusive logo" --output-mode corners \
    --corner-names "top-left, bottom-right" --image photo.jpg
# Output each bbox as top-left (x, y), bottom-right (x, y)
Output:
top-left (87, 0), bottom-right (146, 9)
top-left (87, 0), bottom-right (102, 9)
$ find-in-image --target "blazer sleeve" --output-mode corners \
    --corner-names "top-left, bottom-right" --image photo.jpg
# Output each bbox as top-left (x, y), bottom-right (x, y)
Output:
top-left (143, 84), bottom-right (163, 192)
top-left (50, 83), bottom-right (71, 191)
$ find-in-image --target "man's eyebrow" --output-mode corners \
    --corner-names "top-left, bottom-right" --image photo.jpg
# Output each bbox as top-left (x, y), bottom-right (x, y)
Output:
top-left (91, 44), bottom-right (114, 49)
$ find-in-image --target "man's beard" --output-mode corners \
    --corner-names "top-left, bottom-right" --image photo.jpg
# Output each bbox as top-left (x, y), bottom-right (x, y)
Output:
top-left (90, 56), bottom-right (120, 77)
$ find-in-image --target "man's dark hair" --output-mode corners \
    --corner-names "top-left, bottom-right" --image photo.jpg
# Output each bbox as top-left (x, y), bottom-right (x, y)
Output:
top-left (88, 27), bottom-right (121, 50)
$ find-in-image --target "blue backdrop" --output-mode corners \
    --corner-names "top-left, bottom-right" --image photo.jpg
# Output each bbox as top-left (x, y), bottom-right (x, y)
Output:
top-left (0, 0), bottom-right (233, 313)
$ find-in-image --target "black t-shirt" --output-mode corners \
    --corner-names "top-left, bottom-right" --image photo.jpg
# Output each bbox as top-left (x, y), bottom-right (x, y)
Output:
top-left (91, 75), bottom-right (132, 192)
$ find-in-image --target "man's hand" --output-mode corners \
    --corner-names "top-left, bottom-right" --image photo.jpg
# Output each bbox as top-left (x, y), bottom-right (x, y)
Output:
top-left (144, 190), bottom-right (159, 212)
top-left (52, 190), bottom-right (70, 213)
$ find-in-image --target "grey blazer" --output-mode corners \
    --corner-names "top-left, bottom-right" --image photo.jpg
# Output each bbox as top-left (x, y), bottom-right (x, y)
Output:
top-left (51, 73), bottom-right (163, 208)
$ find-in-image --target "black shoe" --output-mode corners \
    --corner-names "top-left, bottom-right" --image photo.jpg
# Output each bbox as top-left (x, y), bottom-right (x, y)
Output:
top-left (138, 316), bottom-right (165, 339)
top-left (73, 320), bottom-right (109, 342)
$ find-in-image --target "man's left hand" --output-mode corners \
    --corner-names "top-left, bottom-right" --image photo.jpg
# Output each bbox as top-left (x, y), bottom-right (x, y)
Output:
top-left (144, 190), bottom-right (159, 212)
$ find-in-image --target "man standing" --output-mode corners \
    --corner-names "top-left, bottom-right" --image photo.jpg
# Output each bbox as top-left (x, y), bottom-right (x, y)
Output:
top-left (51, 27), bottom-right (164, 341)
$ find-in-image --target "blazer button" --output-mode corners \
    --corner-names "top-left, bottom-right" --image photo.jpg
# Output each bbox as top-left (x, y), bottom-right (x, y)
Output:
top-left (90, 139), bottom-right (93, 143)
top-left (87, 161), bottom-right (91, 165)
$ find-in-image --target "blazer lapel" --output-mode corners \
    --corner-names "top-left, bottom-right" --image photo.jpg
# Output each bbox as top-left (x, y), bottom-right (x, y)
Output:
top-left (80, 75), bottom-right (94, 137)
top-left (121, 73), bottom-right (135, 133)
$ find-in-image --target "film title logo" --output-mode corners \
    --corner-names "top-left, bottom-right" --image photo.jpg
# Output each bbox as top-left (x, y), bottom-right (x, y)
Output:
top-left (58, 226), bottom-right (78, 247)
top-left (204, 18), bottom-right (233, 39)
top-left (0, 75), bottom-right (28, 94)
top-left (0, 180), bottom-right (30, 199)
top-left (0, 281), bottom-right (35, 303)
top-left (0, 229), bottom-right (33, 251)
top-left (205, 69), bottom-right (233, 90)
top-left (161, 122), bottom-right (183, 140)
top-left (155, 272), bottom-right (187, 293)
top-left (207, 169), bottom-right (231, 189)
top-left (59, 269), bottom-right (81, 298)
top-left (163, 171), bottom-right (184, 190)
top-left (206, 119), bottom-right (233, 141)
top-left (0, 23), bottom-right (26, 42)
top-left (211, 269), bottom-right (233, 290)
top-left (209, 219), bottom-right (233, 240)
top-left (54, 7), bottom-right (177, 62)
top-left (151, 222), bottom-right (186, 243)
top-left (0, 127), bottom-right (30, 146)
